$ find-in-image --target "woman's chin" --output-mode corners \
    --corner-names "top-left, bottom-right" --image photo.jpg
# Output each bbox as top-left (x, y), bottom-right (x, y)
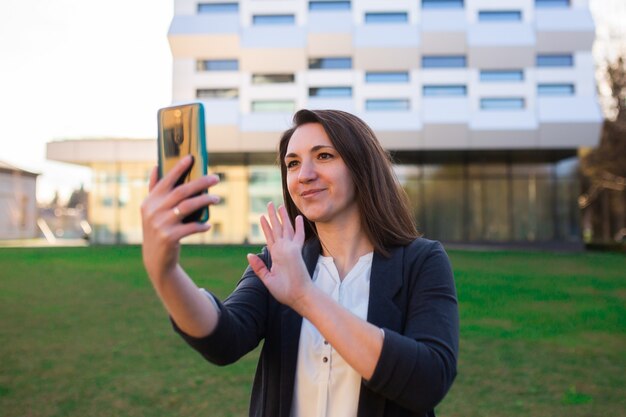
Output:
top-left (298, 210), bottom-right (327, 224)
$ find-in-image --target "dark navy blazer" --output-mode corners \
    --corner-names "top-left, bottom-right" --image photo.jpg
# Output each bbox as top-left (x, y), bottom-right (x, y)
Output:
top-left (174, 237), bottom-right (459, 417)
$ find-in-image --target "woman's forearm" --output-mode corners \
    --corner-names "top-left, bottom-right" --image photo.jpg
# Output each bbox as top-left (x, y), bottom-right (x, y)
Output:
top-left (295, 285), bottom-right (383, 380)
top-left (150, 264), bottom-right (219, 338)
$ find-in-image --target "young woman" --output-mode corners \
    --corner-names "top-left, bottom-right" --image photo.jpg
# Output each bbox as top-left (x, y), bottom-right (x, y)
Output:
top-left (141, 109), bottom-right (459, 417)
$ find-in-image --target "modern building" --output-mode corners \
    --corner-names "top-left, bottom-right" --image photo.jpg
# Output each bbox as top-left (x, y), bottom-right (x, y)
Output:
top-left (49, 0), bottom-right (603, 244)
top-left (0, 161), bottom-right (39, 240)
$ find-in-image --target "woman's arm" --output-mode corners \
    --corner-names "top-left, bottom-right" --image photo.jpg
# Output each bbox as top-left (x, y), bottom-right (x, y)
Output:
top-left (172, 254), bottom-right (271, 365)
top-left (293, 283), bottom-right (384, 379)
top-left (246, 203), bottom-right (383, 379)
top-left (141, 157), bottom-right (221, 338)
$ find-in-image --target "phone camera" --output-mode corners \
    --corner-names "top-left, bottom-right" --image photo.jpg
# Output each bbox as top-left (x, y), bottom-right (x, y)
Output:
top-left (173, 125), bottom-right (184, 146)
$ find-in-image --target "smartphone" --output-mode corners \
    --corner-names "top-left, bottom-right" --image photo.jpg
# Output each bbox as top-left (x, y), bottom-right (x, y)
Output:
top-left (157, 102), bottom-right (209, 223)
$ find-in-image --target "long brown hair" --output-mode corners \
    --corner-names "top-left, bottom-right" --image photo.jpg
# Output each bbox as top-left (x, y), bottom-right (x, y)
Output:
top-left (278, 109), bottom-right (419, 257)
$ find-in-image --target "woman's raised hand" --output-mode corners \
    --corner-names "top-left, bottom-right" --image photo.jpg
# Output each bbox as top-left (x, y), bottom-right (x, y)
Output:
top-left (247, 202), bottom-right (313, 309)
top-left (141, 156), bottom-right (220, 283)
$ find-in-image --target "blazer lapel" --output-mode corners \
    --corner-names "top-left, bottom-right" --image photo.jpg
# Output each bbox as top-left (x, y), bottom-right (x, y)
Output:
top-left (367, 246), bottom-right (404, 331)
top-left (279, 238), bottom-right (321, 417)
top-left (358, 246), bottom-right (404, 417)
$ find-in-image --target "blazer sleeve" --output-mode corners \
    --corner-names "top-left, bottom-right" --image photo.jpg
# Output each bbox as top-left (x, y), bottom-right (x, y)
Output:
top-left (364, 240), bottom-right (459, 414)
top-left (171, 247), bottom-right (272, 366)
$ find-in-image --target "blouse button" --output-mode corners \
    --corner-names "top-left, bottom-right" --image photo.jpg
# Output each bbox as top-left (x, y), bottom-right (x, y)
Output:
top-left (324, 340), bottom-right (329, 345)
top-left (322, 357), bottom-right (328, 363)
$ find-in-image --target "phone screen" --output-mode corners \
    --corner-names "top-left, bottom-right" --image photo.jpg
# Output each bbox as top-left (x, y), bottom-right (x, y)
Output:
top-left (157, 103), bottom-right (209, 223)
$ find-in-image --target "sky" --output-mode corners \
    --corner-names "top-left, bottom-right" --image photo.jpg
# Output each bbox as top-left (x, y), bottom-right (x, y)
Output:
top-left (0, 0), bottom-right (173, 203)
top-left (1, 0), bottom-right (624, 205)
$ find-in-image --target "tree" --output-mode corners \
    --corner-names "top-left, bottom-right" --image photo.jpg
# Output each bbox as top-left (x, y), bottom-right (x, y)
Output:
top-left (579, 55), bottom-right (626, 246)
top-left (607, 56), bottom-right (626, 122)
top-left (67, 184), bottom-right (88, 210)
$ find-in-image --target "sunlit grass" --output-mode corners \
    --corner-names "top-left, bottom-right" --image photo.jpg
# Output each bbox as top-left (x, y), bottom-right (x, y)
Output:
top-left (0, 246), bottom-right (624, 416)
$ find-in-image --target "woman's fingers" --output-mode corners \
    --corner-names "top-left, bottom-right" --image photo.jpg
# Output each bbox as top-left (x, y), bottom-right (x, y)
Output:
top-left (147, 156), bottom-right (219, 215)
top-left (258, 202), bottom-right (302, 248)
top-left (247, 253), bottom-right (270, 281)
top-left (164, 174), bottom-right (220, 211)
top-left (278, 205), bottom-right (294, 239)
top-left (171, 193), bottom-right (220, 223)
top-left (294, 215), bottom-right (305, 246)
top-left (259, 215), bottom-right (275, 247)
top-left (170, 221), bottom-right (212, 242)
top-left (266, 202), bottom-right (283, 239)
top-left (152, 155), bottom-right (194, 194)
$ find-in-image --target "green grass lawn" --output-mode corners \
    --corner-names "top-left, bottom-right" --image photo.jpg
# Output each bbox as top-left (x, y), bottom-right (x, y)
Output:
top-left (0, 245), bottom-right (624, 417)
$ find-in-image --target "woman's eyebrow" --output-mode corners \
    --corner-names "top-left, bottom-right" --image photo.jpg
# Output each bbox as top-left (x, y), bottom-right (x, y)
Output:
top-left (311, 145), bottom-right (334, 152)
top-left (285, 145), bottom-right (335, 159)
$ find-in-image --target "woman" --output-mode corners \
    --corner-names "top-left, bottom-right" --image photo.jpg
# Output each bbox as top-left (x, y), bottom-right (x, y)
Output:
top-left (141, 109), bottom-right (459, 417)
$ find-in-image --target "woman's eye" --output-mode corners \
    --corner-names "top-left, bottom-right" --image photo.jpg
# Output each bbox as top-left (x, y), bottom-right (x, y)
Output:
top-left (286, 160), bottom-right (299, 168)
top-left (318, 152), bottom-right (333, 160)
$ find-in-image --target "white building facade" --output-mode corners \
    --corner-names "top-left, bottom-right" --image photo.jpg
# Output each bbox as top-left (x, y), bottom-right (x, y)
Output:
top-left (166, 0), bottom-right (602, 243)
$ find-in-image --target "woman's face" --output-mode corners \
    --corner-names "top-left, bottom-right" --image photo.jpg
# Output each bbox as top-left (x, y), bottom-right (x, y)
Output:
top-left (284, 123), bottom-right (358, 226)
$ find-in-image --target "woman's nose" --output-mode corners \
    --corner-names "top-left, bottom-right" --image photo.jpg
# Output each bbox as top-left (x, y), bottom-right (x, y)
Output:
top-left (298, 159), bottom-right (317, 183)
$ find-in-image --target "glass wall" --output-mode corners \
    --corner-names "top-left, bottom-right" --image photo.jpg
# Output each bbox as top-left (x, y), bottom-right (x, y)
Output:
top-left (555, 157), bottom-right (582, 242)
top-left (395, 157), bottom-right (581, 243)
top-left (468, 164), bottom-right (511, 241)
top-left (86, 154), bottom-right (581, 244)
top-left (248, 166), bottom-right (283, 243)
top-left (421, 165), bottom-right (465, 241)
top-left (511, 164), bottom-right (554, 241)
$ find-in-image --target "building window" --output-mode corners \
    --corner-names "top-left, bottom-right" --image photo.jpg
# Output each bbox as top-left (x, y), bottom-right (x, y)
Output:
top-left (252, 74), bottom-right (295, 84)
top-left (480, 70), bottom-right (524, 82)
top-left (535, 0), bottom-right (569, 8)
top-left (197, 2), bottom-right (239, 13)
top-left (365, 99), bottom-right (410, 111)
top-left (480, 98), bottom-right (525, 110)
top-left (537, 84), bottom-right (575, 96)
top-left (478, 11), bottom-right (522, 22)
top-left (537, 54), bottom-right (574, 67)
top-left (251, 100), bottom-right (295, 112)
top-left (422, 0), bottom-right (464, 9)
top-left (365, 12), bottom-right (408, 23)
top-left (251, 196), bottom-right (282, 212)
top-left (365, 72), bottom-right (409, 83)
top-left (102, 197), bottom-right (114, 207)
top-left (196, 88), bottom-right (238, 99)
top-left (252, 14), bottom-right (295, 25)
top-left (211, 222), bottom-right (223, 237)
top-left (197, 59), bottom-right (238, 71)
top-left (422, 55), bottom-right (466, 68)
top-left (249, 170), bottom-right (281, 185)
top-left (309, 57), bottom-right (352, 69)
top-left (309, 87), bottom-right (352, 97)
top-left (423, 85), bottom-right (467, 97)
top-left (309, 1), bottom-right (351, 11)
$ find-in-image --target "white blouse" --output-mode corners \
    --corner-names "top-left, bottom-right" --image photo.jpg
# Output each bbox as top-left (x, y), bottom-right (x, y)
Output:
top-left (290, 252), bottom-right (374, 417)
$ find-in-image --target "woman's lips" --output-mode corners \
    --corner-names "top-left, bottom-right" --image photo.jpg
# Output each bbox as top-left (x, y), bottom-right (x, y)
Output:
top-left (300, 188), bottom-right (325, 198)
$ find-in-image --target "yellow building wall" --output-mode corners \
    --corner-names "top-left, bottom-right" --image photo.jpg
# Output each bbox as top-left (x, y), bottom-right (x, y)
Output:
top-left (86, 162), bottom-right (276, 245)
top-left (89, 162), bottom-right (152, 244)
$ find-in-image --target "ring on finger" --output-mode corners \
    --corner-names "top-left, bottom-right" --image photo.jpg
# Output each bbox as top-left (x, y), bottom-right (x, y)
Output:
top-left (173, 206), bottom-right (183, 220)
